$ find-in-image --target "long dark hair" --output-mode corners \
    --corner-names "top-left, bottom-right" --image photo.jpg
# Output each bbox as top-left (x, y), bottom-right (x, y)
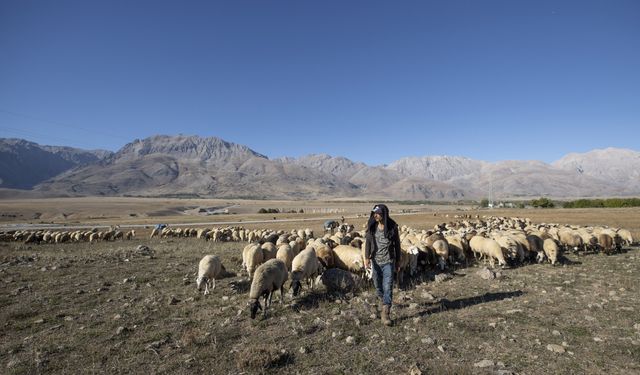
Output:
top-left (367, 204), bottom-right (391, 238)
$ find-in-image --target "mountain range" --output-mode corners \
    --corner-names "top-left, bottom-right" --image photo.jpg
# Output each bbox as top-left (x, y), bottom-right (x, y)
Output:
top-left (1, 135), bottom-right (638, 200)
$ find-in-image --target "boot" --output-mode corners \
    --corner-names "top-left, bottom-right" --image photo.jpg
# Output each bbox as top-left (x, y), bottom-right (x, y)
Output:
top-left (381, 305), bottom-right (392, 326)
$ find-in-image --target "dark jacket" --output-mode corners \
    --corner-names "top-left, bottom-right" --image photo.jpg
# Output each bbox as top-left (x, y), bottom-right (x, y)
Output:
top-left (364, 204), bottom-right (401, 265)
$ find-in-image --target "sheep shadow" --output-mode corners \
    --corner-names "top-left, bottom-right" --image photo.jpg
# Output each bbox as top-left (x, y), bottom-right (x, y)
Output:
top-left (398, 290), bottom-right (524, 322)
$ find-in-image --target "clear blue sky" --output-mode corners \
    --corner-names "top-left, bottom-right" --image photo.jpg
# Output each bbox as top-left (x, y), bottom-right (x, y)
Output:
top-left (1, 1), bottom-right (638, 165)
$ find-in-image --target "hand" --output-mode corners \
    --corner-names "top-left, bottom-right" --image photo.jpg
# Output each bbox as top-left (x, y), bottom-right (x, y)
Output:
top-left (364, 259), bottom-right (370, 269)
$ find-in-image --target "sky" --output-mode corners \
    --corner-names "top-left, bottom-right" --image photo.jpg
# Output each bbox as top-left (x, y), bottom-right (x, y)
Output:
top-left (1, 1), bottom-right (639, 166)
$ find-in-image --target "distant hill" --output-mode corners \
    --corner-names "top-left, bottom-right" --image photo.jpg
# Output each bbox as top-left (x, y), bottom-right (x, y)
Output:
top-left (2, 135), bottom-right (639, 200)
top-left (0, 138), bottom-right (112, 189)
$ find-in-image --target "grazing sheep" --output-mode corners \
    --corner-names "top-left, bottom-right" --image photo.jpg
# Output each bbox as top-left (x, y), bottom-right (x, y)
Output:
top-left (469, 236), bottom-right (506, 267)
top-left (276, 244), bottom-right (294, 271)
top-left (315, 244), bottom-right (335, 269)
top-left (242, 243), bottom-right (264, 279)
top-left (196, 255), bottom-right (226, 295)
top-left (316, 268), bottom-right (359, 294)
top-left (290, 247), bottom-right (321, 296)
top-left (261, 242), bottom-right (278, 261)
top-left (617, 228), bottom-right (633, 246)
top-left (332, 245), bottom-right (366, 275)
top-left (598, 233), bottom-right (615, 254)
top-left (125, 229), bottom-right (136, 240)
top-left (542, 238), bottom-right (560, 265)
top-left (248, 259), bottom-right (288, 319)
top-left (431, 239), bottom-right (449, 271)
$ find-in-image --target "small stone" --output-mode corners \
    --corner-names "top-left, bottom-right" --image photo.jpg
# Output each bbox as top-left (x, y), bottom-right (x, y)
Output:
top-left (474, 359), bottom-right (494, 368)
top-left (75, 289), bottom-right (85, 295)
top-left (546, 344), bottom-right (566, 353)
top-left (421, 337), bottom-right (435, 345)
top-left (413, 317), bottom-right (421, 324)
top-left (64, 316), bottom-right (73, 321)
top-left (421, 291), bottom-right (436, 300)
top-left (409, 363), bottom-right (422, 375)
top-left (34, 318), bottom-right (45, 324)
top-left (409, 303), bottom-right (419, 309)
top-left (222, 296), bottom-right (229, 301)
top-left (634, 323), bottom-right (640, 330)
top-left (437, 345), bottom-right (445, 352)
top-left (387, 357), bottom-right (395, 362)
top-left (299, 346), bottom-right (308, 354)
top-left (434, 273), bottom-right (453, 283)
top-left (552, 330), bottom-right (561, 336)
top-left (115, 326), bottom-right (127, 335)
top-left (489, 322), bottom-right (497, 328)
top-left (345, 336), bottom-right (355, 344)
top-left (448, 322), bottom-right (454, 328)
top-left (593, 337), bottom-right (603, 342)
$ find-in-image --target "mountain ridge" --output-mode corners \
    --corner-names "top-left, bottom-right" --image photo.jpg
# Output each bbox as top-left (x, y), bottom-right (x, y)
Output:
top-left (1, 136), bottom-right (638, 200)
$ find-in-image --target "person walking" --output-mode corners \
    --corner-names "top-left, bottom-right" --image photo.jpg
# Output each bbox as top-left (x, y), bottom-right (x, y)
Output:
top-left (364, 204), bottom-right (401, 326)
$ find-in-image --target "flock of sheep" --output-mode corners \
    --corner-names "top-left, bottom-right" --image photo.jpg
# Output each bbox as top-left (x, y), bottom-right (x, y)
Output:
top-left (2, 215), bottom-right (634, 320)
top-left (0, 225), bottom-right (135, 244)
top-left (194, 217), bottom-right (635, 319)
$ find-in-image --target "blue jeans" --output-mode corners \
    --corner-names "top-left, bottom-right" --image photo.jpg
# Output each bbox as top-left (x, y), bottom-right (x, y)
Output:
top-left (372, 261), bottom-right (394, 306)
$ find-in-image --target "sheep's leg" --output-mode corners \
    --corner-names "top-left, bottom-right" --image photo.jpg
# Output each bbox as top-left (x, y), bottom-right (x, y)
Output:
top-left (211, 278), bottom-right (216, 290)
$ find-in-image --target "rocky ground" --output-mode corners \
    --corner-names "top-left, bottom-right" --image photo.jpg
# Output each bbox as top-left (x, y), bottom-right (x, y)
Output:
top-left (1, 235), bottom-right (639, 374)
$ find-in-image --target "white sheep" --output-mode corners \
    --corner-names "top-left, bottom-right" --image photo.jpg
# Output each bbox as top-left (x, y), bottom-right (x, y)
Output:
top-left (332, 245), bottom-right (366, 276)
top-left (196, 255), bottom-right (226, 295)
top-left (290, 247), bottom-right (321, 296)
top-left (242, 243), bottom-right (264, 280)
top-left (276, 243), bottom-right (294, 271)
top-left (469, 235), bottom-right (506, 267)
top-left (248, 258), bottom-right (288, 319)
top-left (542, 238), bottom-right (560, 265)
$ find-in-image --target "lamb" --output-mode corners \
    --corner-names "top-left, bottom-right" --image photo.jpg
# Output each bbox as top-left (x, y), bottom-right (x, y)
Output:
top-left (248, 259), bottom-right (288, 319)
top-left (469, 235), bottom-right (507, 267)
top-left (242, 243), bottom-right (264, 279)
top-left (290, 247), bottom-right (321, 296)
top-left (196, 255), bottom-right (226, 295)
top-left (598, 233), bottom-right (615, 254)
top-left (542, 238), bottom-right (560, 265)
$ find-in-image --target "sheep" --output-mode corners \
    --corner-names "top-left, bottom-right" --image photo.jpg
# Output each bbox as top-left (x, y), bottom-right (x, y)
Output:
top-left (314, 244), bottom-right (335, 269)
top-left (431, 239), bottom-right (449, 271)
top-left (617, 228), bottom-right (633, 246)
top-left (469, 235), bottom-right (506, 267)
top-left (276, 244), bottom-right (294, 271)
top-left (242, 243), bottom-right (264, 279)
top-left (315, 268), bottom-right (359, 294)
top-left (261, 242), bottom-right (278, 261)
top-left (542, 238), bottom-right (560, 265)
top-left (196, 255), bottom-right (226, 295)
top-left (598, 233), bottom-right (615, 254)
top-left (248, 258), bottom-right (288, 319)
top-left (332, 245), bottom-right (365, 275)
top-left (290, 247), bottom-right (321, 296)
top-left (125, 229), bottom-right (136, 240)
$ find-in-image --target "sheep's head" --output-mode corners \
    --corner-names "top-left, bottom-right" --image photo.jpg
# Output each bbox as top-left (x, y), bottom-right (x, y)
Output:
top-left (291, 278), bottom-right (302, 296)
top-left (196, 276), bottom-right (207, 291)
top-left (249, 299), bottom-right (262, 319)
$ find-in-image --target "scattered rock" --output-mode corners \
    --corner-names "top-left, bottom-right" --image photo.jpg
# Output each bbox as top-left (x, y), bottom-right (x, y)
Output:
top-left (409, 363), bottom-right (422, 375)
top-left (552, 330), bottom-right (561, 336)
top-left (345, 336), bottom-right (355, 345)
top-left (434, 273), bottom-right (452, 283)
top-left (593, 337), bottom-right (603, 342)
top-left (421, 291), bottom-right (436, 300)
top-left (477, 267), bottom-right (496, 280)
top-left (34, 318), bottom-right (45, 324)
top-left (474, 359), bottom-right (494, 368)
top-left (409, 303), bottom-right (419, 309)
top-left (546, 344), bottom-right (566, 354)
top-left (421, 337), bottom-right (435, 345)
top-left (115, 326), bottom-right (127, 335)
top-left (437, 345), bottom-right (445, 352)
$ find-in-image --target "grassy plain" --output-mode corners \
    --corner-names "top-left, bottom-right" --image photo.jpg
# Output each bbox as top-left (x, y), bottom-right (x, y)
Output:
top-left (1, 198), bottom-right (639, 374)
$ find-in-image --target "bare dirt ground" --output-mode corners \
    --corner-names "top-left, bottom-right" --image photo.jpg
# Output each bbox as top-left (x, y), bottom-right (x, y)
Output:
top-left (1, 199), bottom-right (639, 374)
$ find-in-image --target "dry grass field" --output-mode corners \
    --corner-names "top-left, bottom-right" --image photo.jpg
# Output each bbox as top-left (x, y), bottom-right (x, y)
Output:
top-left (1, 198), bottom-right (639, 374)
